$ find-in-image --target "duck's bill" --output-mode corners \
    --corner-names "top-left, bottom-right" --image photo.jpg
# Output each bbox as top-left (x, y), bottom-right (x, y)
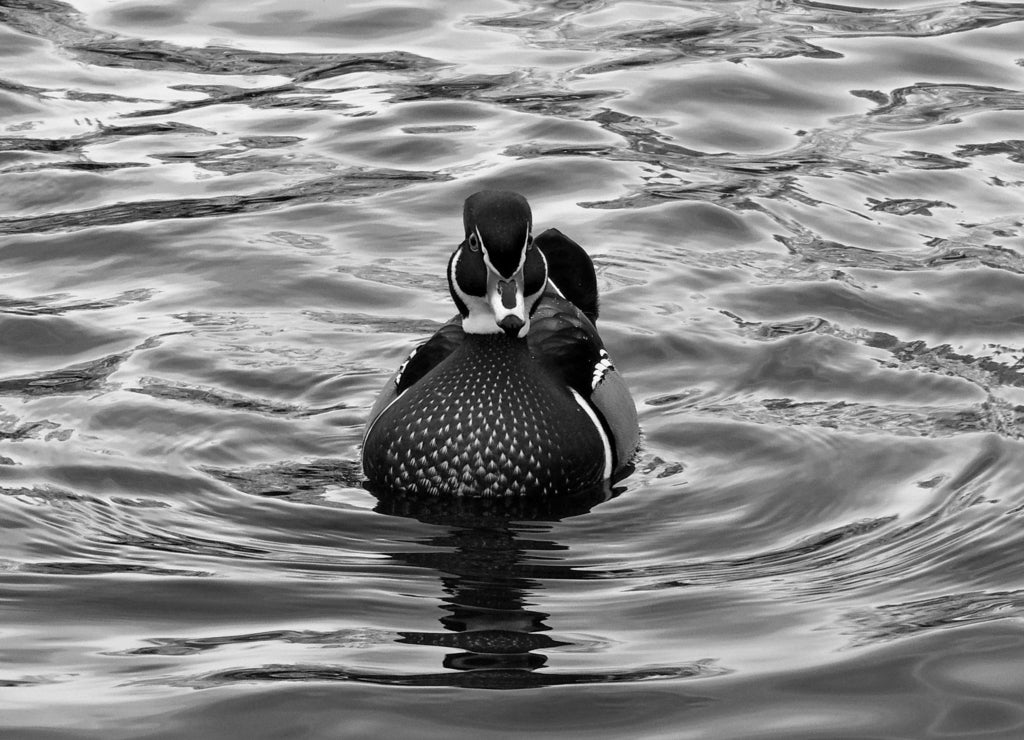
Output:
top-left (487, 269), bottom-right (527, 338)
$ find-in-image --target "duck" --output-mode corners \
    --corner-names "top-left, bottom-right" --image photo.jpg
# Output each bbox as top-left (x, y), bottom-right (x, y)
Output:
top-left (362, 190), bottom-right (639, 498)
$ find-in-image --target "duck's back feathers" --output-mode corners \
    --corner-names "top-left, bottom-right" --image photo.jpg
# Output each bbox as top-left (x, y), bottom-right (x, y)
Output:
top-left (534, 228), bottom-right (599, 324)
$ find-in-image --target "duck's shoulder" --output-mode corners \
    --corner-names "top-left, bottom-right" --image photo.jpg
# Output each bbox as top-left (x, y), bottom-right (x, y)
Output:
top-left (365, 319), bottom-right (464, 429)
top-left (395, 318), bottom-right (465, 394)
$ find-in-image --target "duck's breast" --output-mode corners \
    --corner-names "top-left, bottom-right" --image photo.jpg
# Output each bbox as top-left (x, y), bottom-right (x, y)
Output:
top-left (362, 335), bottom-right (606, 497)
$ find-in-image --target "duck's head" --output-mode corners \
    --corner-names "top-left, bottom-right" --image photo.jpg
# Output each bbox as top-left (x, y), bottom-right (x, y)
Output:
top-left (447, 190), bottom-right (547, 339)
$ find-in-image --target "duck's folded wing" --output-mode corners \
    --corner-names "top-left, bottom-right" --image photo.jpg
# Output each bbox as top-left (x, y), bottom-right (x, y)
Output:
top-left (529, 296), bottom-right (639, 472)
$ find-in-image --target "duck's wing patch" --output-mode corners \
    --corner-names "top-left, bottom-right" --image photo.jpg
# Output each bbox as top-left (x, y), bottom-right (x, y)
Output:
top-left (592, 348), bottom-right (615, 390)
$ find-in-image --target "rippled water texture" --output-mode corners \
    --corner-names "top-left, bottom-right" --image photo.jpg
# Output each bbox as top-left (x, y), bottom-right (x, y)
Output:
top-left (2, 0), bottom-right (1024, 737)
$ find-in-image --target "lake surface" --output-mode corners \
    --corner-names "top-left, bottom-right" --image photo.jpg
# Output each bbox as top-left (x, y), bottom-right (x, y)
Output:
top-left (2, 0), bottom-right (1024, 737)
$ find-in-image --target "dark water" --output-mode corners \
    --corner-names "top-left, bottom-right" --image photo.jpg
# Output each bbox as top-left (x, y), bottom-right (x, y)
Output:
top-left (2, 0), bottom-right (1024, 737)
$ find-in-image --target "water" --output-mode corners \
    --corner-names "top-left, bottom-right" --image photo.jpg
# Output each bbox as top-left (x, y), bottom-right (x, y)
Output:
top-left (2, 0), bottom-right (1024, 736)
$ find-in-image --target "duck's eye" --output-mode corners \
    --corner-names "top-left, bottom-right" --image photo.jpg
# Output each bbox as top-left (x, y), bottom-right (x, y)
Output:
top-left (468, 233), bottom-right (480, 252)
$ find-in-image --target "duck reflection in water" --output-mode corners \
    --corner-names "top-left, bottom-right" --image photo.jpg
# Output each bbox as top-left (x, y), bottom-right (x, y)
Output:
top-left (370, 483), bottom-right (619, 690)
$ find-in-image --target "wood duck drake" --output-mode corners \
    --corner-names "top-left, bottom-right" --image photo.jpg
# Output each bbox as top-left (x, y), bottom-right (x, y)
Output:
top-left (362, 190), bottom-right (639, 498)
